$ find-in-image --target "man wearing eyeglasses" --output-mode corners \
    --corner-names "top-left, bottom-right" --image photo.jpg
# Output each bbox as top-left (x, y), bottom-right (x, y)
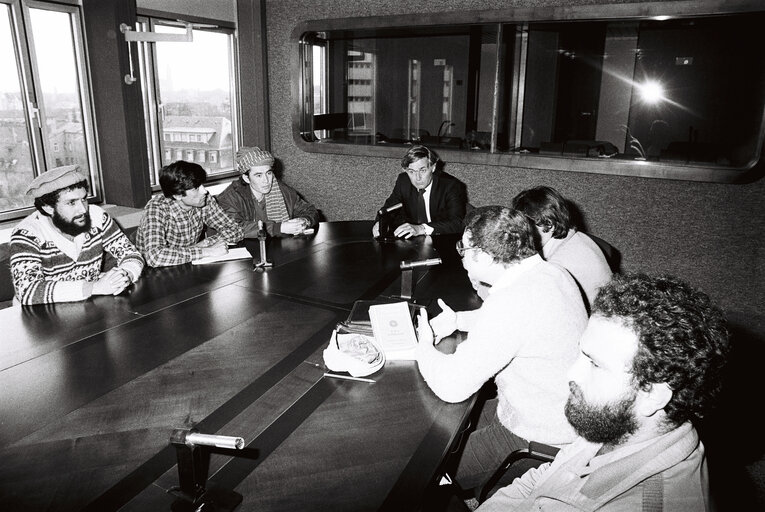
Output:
top-left (372, 145), bottom-right (467, 238)
top-left (416, 206), bottom-right (588, 493)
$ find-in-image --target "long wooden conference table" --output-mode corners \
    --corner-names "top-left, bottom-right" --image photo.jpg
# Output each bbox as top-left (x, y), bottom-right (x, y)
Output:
top-left (0, 221), bottom-right (483, 512)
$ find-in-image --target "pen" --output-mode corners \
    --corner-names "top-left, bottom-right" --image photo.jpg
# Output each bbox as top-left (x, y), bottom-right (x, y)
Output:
top-left (323, 372), bottom-right (376, 384)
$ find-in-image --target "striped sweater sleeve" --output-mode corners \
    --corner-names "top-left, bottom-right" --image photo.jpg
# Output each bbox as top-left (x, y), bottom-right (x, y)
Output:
top-left (99, 210), bottom-right (144, 281)
top-left (9, 229), bottom-right (90, 305)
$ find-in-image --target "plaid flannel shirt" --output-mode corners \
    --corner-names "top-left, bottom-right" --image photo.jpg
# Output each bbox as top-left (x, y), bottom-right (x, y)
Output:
top-left (136, 194), bottom-right (243, 267)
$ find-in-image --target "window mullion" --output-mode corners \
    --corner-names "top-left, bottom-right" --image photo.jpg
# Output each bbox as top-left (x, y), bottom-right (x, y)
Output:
top-left (14, 0), bottom-right (46, 174)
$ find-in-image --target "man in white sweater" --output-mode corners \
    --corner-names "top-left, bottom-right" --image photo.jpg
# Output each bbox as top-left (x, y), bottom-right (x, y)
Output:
top-left (416, 206), bottom-right (588, 491)
top-left (512, 186), bottom-right (612, 311)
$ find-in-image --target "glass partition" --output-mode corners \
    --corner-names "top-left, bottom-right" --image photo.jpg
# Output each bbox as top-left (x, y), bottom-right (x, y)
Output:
top-left (294, 2), bottom-right (765, 182)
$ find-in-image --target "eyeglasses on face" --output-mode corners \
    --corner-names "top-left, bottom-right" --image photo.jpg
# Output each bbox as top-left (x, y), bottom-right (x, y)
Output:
top-left (455, 239), bottom-right (478, 257)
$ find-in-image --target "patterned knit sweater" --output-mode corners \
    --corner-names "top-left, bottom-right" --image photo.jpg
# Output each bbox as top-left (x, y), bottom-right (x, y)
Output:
top-left (10, 205), bottom-right (145, 305)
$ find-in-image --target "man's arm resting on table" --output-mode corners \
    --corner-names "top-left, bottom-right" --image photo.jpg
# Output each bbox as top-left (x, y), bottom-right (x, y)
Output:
top-left (415, 309), bottom-right (514, 403)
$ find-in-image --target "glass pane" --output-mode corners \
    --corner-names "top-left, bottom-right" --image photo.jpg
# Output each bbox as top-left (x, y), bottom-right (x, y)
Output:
top-left (519, 14), bottom-right (765, 167)
top-left (0, 4), bottom-right (35, 213)
top-left (312, 44), bottom-right (325, 115)
top-left (154, 25), bottom-right (235, 175)
top-left (305, 25), bottom-right (500, 152)
top-left (29, 8), bottom-right (92, 181)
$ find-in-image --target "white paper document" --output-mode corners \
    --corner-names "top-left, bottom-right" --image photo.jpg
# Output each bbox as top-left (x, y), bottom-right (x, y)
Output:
top-left (368, 301), bottom-right (418, 360)
top-left (191, 247), bottom-right (251, 265)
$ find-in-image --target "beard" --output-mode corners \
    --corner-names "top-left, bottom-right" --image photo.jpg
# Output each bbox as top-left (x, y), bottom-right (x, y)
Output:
top-left (52, 209), bottom-right (91, 237)
top-left (565, 381), bottom-right (639, 445)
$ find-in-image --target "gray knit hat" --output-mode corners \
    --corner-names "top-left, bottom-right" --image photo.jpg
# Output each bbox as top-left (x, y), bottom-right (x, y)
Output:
top-left (26, 165), bottom-right (88, 198)
top-left (236, 146), bottom-right (275, 174)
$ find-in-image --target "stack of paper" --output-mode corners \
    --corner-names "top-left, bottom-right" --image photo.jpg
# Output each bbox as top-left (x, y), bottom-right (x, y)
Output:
top-left (191, 247), bottom-right (252, 265)
top-left (368, 301), bottom-right (419, 360)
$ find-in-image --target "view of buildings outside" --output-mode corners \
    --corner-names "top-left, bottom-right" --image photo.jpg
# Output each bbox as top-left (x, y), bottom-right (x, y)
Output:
top-left (0, 95), bottom-right (35, 213)
top-left (1, 6), bottom-right (92, 216)
top-left (150, 25), bottom-right (236, 182)
top-left (1, 5), bottom-right (34, 214)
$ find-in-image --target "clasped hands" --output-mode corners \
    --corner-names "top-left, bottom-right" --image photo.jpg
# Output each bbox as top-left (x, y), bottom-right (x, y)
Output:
top-left (416, 298), bottom-right (458, 346)
top-left (281, 217), bottom-right (310, 235)
top-left (93, 267), bottom-right (132, 296)
top-left (371, 221), bottom-right (426, 239)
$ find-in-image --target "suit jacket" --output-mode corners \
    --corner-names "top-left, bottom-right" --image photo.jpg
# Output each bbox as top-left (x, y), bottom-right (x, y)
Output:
top-left (381, 170), bottom-right (467, 235)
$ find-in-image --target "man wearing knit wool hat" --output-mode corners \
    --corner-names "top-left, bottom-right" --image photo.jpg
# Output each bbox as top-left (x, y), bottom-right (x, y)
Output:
top-left (217, 146), bottom-right (319, 237)
top-left (9, 165), bottom-right (145, 305)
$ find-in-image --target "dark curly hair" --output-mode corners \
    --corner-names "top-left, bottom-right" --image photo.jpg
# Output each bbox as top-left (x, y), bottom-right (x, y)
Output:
top-left (34, 179), bottom-right (89, 216)
top-left (464, 206), bottom-right (538, 264)
top-left (511, 185), bottom-right (571, 239)
top-left (592, 273), bottom-right (729, 428)
top-left (159, 160), bottom-right (207, 198)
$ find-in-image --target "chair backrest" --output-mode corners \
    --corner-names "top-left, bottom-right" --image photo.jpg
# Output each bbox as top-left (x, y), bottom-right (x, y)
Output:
top-left (0, 242), bottom-right (14, 308)
top-left (477, 441), bottom-right (559, 503)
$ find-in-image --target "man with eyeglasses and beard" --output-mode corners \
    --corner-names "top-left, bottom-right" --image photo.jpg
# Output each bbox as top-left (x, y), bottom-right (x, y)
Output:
top-left (10, 165), bottom-right (144, 305)
top-left (416, 206), bottom-right (587, 493)
top-left (372, 145), bottom-right (467, 239)
top-left (477, 273), bottom-right (729, 512)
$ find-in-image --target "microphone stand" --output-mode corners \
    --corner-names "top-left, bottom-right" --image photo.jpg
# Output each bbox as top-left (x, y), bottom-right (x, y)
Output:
top-left (376, 203), bottom-right (403, 243)
top-left (398, 258), bottom-right (442, 301)
top-left (253, 220), bottom-right (273, 269)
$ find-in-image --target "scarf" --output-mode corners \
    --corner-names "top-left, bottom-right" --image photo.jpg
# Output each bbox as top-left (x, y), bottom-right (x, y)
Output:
top-left (264, 183), bottom-right (290, 222)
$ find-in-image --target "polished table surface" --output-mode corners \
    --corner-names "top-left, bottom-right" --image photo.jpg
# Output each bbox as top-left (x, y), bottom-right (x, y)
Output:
top-left (0, 221), bottom-right (482, 512)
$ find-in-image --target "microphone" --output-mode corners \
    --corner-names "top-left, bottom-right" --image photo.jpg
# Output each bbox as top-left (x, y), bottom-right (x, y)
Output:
top-left (378, 202), bottom-right (403, 216)
top-left (400, 258), bottom-right (442, 270)
top-left (171, 429), bottom-right (245, 449)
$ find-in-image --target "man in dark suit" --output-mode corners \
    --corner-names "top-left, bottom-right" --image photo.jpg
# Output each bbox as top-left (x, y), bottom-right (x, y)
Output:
top-left (372, 145), bottom-right (467, 238)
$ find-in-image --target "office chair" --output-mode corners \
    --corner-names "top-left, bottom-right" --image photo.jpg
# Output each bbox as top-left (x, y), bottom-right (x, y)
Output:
top-left (476, 441), bottom-right (560, 503)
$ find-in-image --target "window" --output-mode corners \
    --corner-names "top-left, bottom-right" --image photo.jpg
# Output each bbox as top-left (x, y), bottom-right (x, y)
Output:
top-left (0, 0), bottom-right (99, 220)
top-left (137, 18), bottom-right (240, 187)
top-left (295, 1), bottom-right (765, 182)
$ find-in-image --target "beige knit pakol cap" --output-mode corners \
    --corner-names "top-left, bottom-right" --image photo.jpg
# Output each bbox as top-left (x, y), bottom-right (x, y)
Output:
top-left (236, 146), bottom-right (275, 174)
top-left (25, 165), bottom-right (88, 198)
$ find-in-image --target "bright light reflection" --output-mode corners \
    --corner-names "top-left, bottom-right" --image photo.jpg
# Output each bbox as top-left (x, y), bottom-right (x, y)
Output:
top-left (638, 80), bottom-right (665, 104)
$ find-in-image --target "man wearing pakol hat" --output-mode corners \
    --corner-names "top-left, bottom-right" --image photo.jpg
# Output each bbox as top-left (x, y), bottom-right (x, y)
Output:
top-left (9, 165), bottom-right (145, 305)
top-left (136, 160), bottom-right (244, 267)
top-left (217, 147), bottom-right (319, 237)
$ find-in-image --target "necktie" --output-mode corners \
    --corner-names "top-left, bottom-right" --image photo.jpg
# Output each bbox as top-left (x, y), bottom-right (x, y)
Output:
top-left (416, 189), bottom-right (427, 224)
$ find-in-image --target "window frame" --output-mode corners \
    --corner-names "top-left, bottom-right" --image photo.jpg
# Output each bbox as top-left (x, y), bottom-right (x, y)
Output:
top-left (291, 0), bottom-right (765, 183)
top-left (0, 0), bottom-right (101, 222)
top-left (136, 13), bottom-right (241, 190)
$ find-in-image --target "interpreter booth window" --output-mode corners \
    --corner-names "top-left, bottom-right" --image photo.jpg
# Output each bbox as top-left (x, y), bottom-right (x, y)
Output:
top-left (0, 0), bottom-right (100, 222)
top-left (136, 18), bottom-right (240, 188)
top-left (295, 2), bottom-right (765, 183)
